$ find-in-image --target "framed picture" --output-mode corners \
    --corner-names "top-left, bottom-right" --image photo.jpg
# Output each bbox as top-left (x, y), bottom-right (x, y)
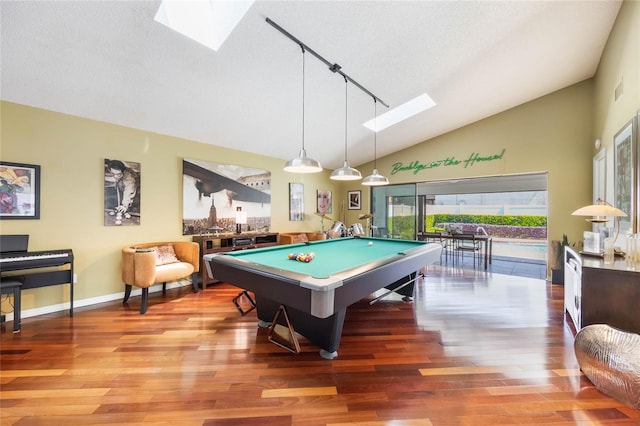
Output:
top-left (637, 109), bottom-right (640, 234)
top-left (182, 158), bottom-right (271, 235)
top-left (0, 161), bottom-right (40, 219)
top-left (348, 190), bottom-right (361, 210)
top-left (289, 183), bottom-right (304, 221)
top-left (613, 119), bottom-right (636, 235)
top-left (317, 189), bottom-right (332, 215)
top-left (104, 159), bottom-right (141, 226)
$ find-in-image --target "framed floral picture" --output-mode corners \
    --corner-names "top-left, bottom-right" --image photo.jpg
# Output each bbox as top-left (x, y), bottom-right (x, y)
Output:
top-left (0, 161), bottom-right (40, 219)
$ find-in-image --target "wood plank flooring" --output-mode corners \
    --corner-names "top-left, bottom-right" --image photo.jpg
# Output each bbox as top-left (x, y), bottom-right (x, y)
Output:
top-left (2, 264), bottom-right (639, 425)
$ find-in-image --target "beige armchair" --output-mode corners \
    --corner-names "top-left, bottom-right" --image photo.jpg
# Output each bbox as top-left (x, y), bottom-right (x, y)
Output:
top-left (122, 241), bottom-right (200, 314)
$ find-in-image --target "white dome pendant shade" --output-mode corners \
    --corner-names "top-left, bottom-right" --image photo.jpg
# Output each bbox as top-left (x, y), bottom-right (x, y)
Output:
top-left (331, 160), bottom-right (362, 180)
top-left (362, 98), bottom-right (389, 186)
top-left (284, 148), bottom-right (322, 173)
top-left (283, 48), bottom-right (322, 174)
top-left (362, 169), bottom-right (389, 186)
top-left (331, 79), bottom-right (362, 181)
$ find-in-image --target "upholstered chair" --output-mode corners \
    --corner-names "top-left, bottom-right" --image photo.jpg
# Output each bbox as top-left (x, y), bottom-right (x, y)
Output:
top-left (122, 241), bottom-right (200, 314)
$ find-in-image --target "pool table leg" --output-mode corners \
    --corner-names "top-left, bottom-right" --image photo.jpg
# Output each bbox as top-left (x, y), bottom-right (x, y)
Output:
top-left (254, 295), bottom-right (347, 358)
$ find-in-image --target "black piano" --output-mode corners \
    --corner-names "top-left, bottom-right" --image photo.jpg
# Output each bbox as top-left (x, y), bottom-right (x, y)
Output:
top-left (0, 235), bottom-right (75, 324)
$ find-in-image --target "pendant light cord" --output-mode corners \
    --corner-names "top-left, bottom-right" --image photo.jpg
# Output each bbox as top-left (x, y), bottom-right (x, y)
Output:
top-left (301, 46), bottom-right (306, 151)
top-left (373, 98), bottom-right (378, 169)
top-left (344, 77), bottom-right (348, 163)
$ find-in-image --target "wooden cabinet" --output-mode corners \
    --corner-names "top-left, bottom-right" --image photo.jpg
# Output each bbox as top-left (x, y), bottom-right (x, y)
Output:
top-left (564, 246), bottom-right (640, 334)
top-left (192, 233), bottom-right (278, 288)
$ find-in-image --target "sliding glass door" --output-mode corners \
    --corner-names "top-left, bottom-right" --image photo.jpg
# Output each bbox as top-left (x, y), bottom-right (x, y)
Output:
top-left (371, 184), bottom-right (416, 239)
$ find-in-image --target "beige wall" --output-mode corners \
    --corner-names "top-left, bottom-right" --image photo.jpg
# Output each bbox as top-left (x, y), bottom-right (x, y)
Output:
top-left (346, 81), bottom-right (594, 245)
top-left (593, 0), bottom-right (640, 214)
top-left (0, 101), bottom-right (341, 315)
top-left (1, 0), bottom-right (638, 318)
top-left (346, 0), bottom-right (640, 247)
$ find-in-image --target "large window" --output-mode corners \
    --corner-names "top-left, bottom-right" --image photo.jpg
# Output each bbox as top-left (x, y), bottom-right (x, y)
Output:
top-left (371, 173), bottom-right (548, 260)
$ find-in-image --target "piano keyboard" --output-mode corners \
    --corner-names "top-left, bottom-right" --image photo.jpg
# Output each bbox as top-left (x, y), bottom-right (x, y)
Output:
top-left (0, 252), bottom-right (70, 263)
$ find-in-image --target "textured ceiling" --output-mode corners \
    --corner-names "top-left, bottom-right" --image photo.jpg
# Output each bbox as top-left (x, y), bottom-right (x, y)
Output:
top-left (1, 1), bottom-right (622, 171)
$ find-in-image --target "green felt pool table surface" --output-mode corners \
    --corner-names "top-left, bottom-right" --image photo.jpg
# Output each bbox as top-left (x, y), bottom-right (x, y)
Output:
top-left (224, 237), bottom-right (426, 278)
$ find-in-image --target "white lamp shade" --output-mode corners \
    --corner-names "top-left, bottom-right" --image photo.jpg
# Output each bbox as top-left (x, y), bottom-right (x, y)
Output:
top-left (572, 203), bottom-right (627, 219)
top-left (283, 148), bottom-right (322, 173)
top-left (362, 169), bottom-right (389, 186)
top-left (330, 161), bottom-right (362, 180)
top-left (235, 211), bottom-right (247, 225)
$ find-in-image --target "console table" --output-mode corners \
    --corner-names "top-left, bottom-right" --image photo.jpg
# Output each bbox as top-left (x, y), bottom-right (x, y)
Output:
top-left (192, 233), bottom-right (278, 288)
top-left (564, 246), bottom-right (640, 334)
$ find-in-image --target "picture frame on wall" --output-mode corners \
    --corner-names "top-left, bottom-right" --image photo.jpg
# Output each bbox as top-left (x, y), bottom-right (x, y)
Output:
top-left (348, 190), bottom-right (361, 210)
top-left (637, 109), bottom-right (640, 234)
top-left (317, 189), bottom-right (332, 215)
top-left (0, 161), bottom-right (40, 219)
top-left (104, 159), bottom-right (141, 226)
top-left (289, 183), bottom-right (304, 221)
top-left (613, 119), bottom-right (636, 235)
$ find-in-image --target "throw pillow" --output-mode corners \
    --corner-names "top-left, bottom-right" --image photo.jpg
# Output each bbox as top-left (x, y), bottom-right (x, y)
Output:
top-left (292, 234), bottom-right (309, 244)
top-left (154, 245), bottom-right (180, 265)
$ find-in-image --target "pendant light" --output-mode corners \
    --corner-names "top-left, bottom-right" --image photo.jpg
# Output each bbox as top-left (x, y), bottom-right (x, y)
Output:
top-left (283, 47), bottom-right (322, 173)
top-left (331, 78), bottom-right (362, 181)
top-left (362, 98), bottom-right (389, 186)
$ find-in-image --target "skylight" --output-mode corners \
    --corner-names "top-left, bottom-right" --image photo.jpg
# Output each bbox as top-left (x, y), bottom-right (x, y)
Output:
top-left (364, 93), bottom-right (436, 132)
top-left (154, 0), bottom-right (254, 52)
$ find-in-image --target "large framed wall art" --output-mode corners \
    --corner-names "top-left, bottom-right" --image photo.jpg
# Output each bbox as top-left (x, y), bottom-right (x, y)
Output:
top-left (613, 119), bottom-right (636, 235)
top-left (0, 161), bottom-right (40, 219)
top-left (182, 158), bottom-right (271, 235)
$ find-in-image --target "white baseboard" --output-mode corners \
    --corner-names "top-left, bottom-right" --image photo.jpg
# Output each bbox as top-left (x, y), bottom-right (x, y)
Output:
top-left (2, 280), bottom-right (192, 322)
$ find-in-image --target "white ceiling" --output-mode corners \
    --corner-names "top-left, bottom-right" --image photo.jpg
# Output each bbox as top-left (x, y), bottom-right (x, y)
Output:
top-left (1, 1), bottom-right (622, 171)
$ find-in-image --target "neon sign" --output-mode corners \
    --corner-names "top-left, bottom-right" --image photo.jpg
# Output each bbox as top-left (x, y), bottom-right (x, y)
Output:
top-left (390, 149), bottom-right (505, 175)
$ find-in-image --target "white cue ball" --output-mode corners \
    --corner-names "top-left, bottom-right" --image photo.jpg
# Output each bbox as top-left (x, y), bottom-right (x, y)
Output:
top-left (368, 241), bottom-right (373, 246)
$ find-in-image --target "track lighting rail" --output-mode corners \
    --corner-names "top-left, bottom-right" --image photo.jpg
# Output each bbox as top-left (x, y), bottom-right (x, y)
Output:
top-left (266, 17), bottom-right (388, 108)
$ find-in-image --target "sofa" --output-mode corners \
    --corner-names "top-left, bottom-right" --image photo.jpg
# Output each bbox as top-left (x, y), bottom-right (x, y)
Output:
top-left (279, 232), bottom-right (326, 245)
top-left (122, 241), bottom-right (200, 314)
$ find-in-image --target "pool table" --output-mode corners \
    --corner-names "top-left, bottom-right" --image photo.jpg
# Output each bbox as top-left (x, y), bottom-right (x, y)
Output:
top-left (204, 236), bottom-right (442, 358)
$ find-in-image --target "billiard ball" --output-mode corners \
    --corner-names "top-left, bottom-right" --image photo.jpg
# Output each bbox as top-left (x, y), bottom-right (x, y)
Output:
top-left (368, 241), bottom-right (373, 246)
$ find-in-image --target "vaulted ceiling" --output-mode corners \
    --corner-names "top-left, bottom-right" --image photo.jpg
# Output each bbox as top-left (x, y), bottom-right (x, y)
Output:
top-left (1, 1), bottom-right (622, 171)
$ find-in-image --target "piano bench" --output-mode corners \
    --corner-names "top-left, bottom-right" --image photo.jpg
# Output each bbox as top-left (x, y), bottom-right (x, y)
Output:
top-left (1, 277), bottom-right (22, 333)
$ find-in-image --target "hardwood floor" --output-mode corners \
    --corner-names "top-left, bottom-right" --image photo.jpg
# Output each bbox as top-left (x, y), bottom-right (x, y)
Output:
top-left (2, 264), bottom-right (639, 425)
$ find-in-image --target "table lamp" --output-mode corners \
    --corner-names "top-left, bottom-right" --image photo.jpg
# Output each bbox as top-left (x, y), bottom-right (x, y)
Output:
top-left (235, 207), bottom-right (247, 234)
top-left (571, 198), bottom-right (627, 243)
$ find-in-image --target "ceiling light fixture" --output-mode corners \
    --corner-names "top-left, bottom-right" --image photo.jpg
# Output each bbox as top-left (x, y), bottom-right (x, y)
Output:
top-left (283, 47), bottom-right (322, 173)
top-left (331, 79), bottom-right (362, 181)
top-left (362, 98), bottom-right (389, 186)
top-left (266, 18), bottom-right (388, 172)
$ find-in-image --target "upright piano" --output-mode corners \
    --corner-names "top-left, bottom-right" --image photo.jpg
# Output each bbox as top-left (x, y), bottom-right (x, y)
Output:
top-left (0, 234), bottom-right (75, 318)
